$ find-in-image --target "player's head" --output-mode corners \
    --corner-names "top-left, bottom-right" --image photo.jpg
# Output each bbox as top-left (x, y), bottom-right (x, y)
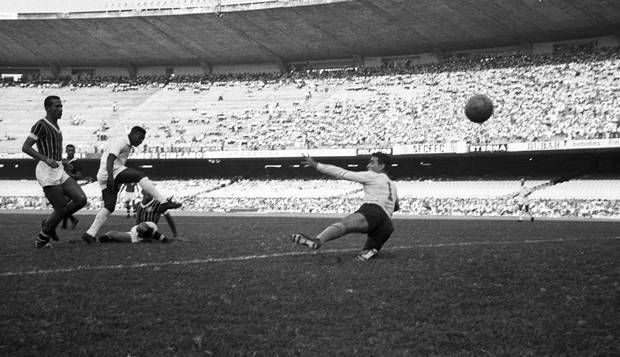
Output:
top-left (142, 191), bottom-right (153, 202)
top-left (65, 144), bottom-right (75, 157)
top-left (44, 95), bottom-right (62, 119)
top-left (367, 152), bottom-right (392, 173)
top-left (128, 126), bottom-right (146, 146)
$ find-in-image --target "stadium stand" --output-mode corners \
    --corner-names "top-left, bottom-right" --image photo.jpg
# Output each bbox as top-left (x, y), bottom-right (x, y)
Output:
top-left (1, 46), bottom-right (619, 153)
top-left (2, 179), bottom-right (620, 218)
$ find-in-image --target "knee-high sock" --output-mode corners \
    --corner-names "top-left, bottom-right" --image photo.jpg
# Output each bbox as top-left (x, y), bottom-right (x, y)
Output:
top-left (87, 208), bottom-right (111, 236)
top-left (316, 222), bottom-right (346, 244)
top-left (138, 177), bottom-right (167, 202)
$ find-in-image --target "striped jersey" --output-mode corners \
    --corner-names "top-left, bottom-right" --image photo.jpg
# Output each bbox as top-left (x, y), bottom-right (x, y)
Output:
top-left (316, 163), bottom-right (398, 217)
top-left (29, 118), bottom-right (63, 161)
top-left (135, 199), bottom-right (165, 224)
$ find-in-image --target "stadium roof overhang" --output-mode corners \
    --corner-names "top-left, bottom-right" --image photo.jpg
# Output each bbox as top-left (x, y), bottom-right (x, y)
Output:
top-left (0, 0), bottom-right (619, 68)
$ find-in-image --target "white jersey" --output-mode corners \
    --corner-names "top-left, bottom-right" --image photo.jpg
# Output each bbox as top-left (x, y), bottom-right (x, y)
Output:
top-left (97, 135), bottom-right (132, 181)
top-left (516, 186), bottom-right (533, 205)
top-left (316, 163), bottom-right (398, 217)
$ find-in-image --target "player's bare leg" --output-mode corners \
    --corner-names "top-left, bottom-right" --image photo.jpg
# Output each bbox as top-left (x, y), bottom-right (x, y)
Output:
top-left (525, 205), bottom-right (534, 222)
top-left (61, 178), bottom-right (87, 220)
top-left (41, 185), bottom-right (70, 243)
top-left (98, 231), bottom-right (131, 243)
top-left (291, 212), bottom-right (368, 249)
top-left (317, 212), bottom-right (368, 244)
top-left (83, 187), bottom-right (117, 243)
top-left (57, 178), bottom-right (86, 230)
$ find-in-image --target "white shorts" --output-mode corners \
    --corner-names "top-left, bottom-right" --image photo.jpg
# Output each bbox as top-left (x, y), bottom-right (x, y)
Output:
top-left (129, 222), bottom-right (158, 243)
top-left (97, 165), bottom-right (128, 190)
top-left (36, 160), bottom-right (70, 187)
top-left (124, 192), bottom-right (137, 201)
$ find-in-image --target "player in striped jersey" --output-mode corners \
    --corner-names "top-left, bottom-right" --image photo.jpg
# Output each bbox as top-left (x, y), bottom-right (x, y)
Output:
top-left (21, 96), bottom-right (87, 248)
top-left (97, 192), bottom-right (178, 243)
top-left (291, 152), bottom-right (399, 261)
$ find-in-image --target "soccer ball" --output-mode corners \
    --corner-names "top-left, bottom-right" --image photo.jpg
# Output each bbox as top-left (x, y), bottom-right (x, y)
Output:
top-left (465, 94), bottom-right (494, 124)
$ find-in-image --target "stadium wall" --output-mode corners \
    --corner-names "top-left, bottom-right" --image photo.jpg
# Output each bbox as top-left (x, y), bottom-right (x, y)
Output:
top-left (2, 150), bottom-right (618, 181)
top-left (212, 63), bottom-right (281, 74)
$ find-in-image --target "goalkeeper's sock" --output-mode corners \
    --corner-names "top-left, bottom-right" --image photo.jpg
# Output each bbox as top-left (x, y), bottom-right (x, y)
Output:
top-left (316, 222), bottom-right (346, 244)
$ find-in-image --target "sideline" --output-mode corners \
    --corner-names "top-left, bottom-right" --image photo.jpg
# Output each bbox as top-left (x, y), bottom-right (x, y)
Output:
top-left (2, 236), bottom-right (619, 277)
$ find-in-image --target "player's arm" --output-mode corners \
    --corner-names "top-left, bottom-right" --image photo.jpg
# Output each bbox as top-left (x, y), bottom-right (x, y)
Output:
top-left (163, 212), bottom-right (177, 237)
top-left (64, 162), bottom-right (83, 180)
top-left (106, 153), bottom-right (116, 189)
top-left (22, 136), bottom-right (58, 168)
top-left (302, 155), bottom-right (372, 183)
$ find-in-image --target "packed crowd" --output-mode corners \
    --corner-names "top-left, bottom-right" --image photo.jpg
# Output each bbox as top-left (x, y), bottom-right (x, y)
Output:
top-left (2, 175), bottom-right (620, 218)
top-left (2, 194), bottom-right (618, 219)
top-left (1, 45), bottom-right (618, 152)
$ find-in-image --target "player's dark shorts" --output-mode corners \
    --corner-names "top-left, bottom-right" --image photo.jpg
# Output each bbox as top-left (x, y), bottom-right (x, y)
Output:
top-left (356, 203), bottom-right (394, 250)
top-left (101, 168), bottom-right (146, 211)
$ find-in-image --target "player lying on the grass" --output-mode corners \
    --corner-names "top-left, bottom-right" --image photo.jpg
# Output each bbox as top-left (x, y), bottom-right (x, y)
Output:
top-left (291, 152), bottom-right (399, 261)
top-left (82, 126), bottom-right (182, 243)
top-left (98, 192), bottom-right (178, 243)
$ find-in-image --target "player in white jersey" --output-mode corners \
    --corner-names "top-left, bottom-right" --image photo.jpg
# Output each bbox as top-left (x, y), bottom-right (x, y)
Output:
top-left (81, 126), bottom-right (181, 243)
top-left (291, 152), bottom-right (399, 261)
top-left (513, 179), bottom-right (534, 222)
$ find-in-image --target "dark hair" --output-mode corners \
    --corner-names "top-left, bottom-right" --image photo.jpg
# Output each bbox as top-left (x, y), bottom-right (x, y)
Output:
top-left (371, 152), bottom-right (392, 171)
top-left (130, 126), bottom-right (146, 135)
top-left (44, 95), bottom-right (60, 109)
top-left (66, 144), bottom-right (75, 149)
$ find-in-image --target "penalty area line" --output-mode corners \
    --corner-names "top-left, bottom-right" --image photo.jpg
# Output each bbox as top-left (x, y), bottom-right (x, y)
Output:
top-left (1, 236), bottom-right (618, 277)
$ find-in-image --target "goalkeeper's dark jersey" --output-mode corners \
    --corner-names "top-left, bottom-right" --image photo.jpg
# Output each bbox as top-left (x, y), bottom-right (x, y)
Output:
top-left (135, 199), bottom-right (164, 224)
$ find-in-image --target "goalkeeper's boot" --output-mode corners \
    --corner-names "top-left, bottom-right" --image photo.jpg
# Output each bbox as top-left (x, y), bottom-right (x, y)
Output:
top-left (290, 233), bottom-right (321, 250)
top-left (356, 248), bottom-right (379, 262)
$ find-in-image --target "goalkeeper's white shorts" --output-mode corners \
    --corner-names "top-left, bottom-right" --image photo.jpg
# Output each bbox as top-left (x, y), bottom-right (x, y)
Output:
top-left (129, 222), bottom-right (158, 243)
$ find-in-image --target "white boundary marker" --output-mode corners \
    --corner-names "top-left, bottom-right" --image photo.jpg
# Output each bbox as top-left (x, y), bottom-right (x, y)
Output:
top-left (1, 237), bottom-right (619, 277)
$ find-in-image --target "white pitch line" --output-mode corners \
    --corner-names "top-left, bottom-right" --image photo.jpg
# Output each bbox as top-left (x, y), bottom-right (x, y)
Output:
top-left (1, 237), bottom-right (619, 277)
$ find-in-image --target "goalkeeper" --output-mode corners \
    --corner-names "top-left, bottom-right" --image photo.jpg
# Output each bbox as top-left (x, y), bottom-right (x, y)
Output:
top-left (98, 192), bottom-right (178, 243)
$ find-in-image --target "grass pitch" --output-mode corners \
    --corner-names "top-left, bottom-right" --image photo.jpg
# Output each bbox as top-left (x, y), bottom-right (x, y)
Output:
top-left (0, 213), bottom-right (619, 356)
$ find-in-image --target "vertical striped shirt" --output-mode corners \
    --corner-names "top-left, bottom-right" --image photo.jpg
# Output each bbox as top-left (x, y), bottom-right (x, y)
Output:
top-left (136, 199), bottom-right (165, 224)
top-left (29, 118), bottom-right (63, 161)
